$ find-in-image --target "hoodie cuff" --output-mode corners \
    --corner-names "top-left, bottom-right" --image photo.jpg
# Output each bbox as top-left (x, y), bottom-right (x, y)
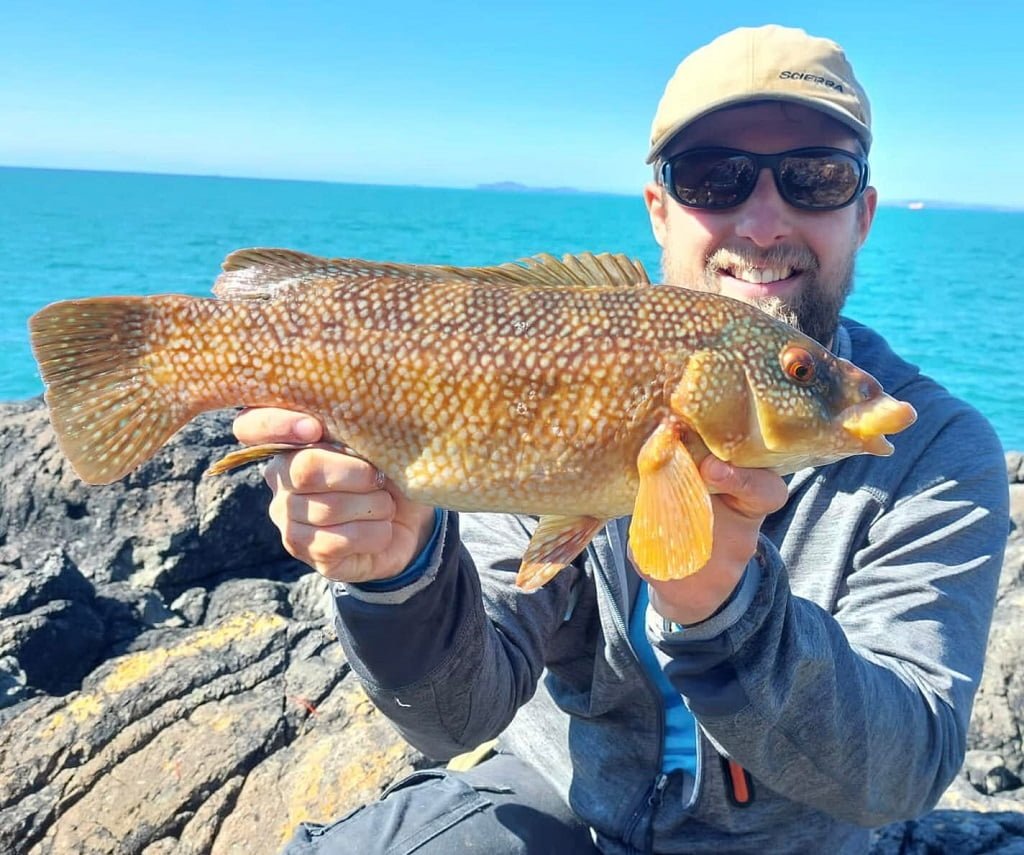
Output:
top-left (338, 509), bottom-right (448, 604)
top-left (646, 556), bottom-right (762, 643)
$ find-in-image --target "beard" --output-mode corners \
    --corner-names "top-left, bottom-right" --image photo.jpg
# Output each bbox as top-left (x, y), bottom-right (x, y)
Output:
top-left (662, 242), bottom-right (856, 348)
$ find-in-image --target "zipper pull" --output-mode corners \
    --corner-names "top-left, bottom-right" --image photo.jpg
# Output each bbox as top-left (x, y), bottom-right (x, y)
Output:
top-left (648, 772), bottom-right (670, 808)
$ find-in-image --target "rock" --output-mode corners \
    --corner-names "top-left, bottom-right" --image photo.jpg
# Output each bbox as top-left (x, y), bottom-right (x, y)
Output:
top-left (964, 751), bottom-right (1023, 797)
top-left (0, 399), bottom-right (422, 854)
top-left (0, 400), bottom-right (288, 590)
top-left (871, 451), bottom-right (1024, 853)
top-left (1, 398), bottom-right (1022, 853)
top-left (871, 808), bottom-right (1024, 854)
top-left (963, 587), bottom-right (1024, 783)
top-left (0, 547), bottom-right (107, 701)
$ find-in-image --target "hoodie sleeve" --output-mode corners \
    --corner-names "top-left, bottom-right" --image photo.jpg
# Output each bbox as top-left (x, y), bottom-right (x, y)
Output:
top-left (331, 511), bottom-right (579, 761)
top-left (653, 406), bottom-right (1009, 827)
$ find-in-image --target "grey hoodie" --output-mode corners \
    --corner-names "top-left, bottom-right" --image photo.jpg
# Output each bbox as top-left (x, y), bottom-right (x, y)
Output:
top-left (332, 319), bottom-right (1009, 854)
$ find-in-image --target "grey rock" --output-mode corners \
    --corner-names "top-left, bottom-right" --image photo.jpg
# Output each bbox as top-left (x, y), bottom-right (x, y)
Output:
top-left (1, 399), bottom-right (1020, 853)
top-left (0, 399), bottom-right (421, 854)
top-left (965, 751), bottom-right (1023, 797)
top-left (170, 586), bottom-right (209, 626)
top-left (0, 654), bottom-right (28, 708)
top-left (871, 810), bottom-right (1024, 854)
top-left (0, 401), bottom-right (290, 590)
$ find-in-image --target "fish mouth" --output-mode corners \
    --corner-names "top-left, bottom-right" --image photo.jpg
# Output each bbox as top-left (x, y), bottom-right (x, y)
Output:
top-left (841, 396), bottom-right (918, 456)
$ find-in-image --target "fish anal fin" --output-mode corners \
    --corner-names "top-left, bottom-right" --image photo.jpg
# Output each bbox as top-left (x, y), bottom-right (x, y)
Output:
top-left (204, 442), bottom-right (316, 476)
top-left (628, 420), bottom-right (713, 581)
top-left (516, 515), bottom-right (607, 592)
top-left (205, 440), bottom-right (365, 476)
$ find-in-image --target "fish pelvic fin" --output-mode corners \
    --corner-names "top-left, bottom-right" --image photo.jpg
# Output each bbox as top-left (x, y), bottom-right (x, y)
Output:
top-left (629, 420), bottom-right (713, 580)
top-left (516, 514), bottom-right (608, 592)
top-left (29, 296), bottom-right (203, 485)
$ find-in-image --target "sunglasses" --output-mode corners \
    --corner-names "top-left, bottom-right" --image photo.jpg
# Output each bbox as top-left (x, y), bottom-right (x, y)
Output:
top-left (659, 146), bottom-right (869, 211)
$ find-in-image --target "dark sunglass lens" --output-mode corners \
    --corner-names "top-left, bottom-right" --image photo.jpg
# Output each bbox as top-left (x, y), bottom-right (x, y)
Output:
top-left (778, 152), bottom-right (862, 208)
top-left (669, 152), bottom-right (756, 208)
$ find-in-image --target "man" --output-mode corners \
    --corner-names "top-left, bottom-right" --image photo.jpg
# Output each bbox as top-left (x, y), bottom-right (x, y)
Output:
top-left (235, 25), bottom-right (1009, 854)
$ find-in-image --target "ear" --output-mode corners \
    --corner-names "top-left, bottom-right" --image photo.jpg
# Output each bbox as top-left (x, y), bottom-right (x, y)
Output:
top-left (855, 186), bottom-right (878, 248)
top-left (644, 180), bottom-right (668, 248)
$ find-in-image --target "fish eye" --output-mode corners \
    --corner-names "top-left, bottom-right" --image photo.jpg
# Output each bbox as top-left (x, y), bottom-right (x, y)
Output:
top-left (781, 347), bottom-right (816, 385)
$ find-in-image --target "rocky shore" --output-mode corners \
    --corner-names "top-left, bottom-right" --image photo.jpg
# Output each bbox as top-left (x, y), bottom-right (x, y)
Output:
top-left (1, 398), bottom-right (1021, 853)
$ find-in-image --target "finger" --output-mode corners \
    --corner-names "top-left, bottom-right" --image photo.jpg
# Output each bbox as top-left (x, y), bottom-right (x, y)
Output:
top-left (266, 447), bottom-right (381, 494)
top-left (270, 488), bottom-right (396, 528)
top-left (276, 519), bottom-right (394, 573)
top-left (700, 457), bottom-right (788, 517)
top-left (233, 407), bottom-right (322, 445)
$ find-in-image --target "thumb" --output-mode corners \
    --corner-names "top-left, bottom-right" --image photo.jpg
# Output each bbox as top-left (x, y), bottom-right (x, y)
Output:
top-left (701, 456), bottom-right (788, 518)
top-left (233, 407), bottom-right (323, 445)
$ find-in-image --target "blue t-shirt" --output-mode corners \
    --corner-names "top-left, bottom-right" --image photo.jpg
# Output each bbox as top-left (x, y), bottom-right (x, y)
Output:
top-left (628, 582), bottom-right (698, 775)
top-left (357, 513), bottom-right (698, 775)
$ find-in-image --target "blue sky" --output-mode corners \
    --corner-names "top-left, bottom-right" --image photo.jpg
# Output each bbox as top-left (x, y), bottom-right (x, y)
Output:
top-left (1, 1), bottom-right (1021, 207)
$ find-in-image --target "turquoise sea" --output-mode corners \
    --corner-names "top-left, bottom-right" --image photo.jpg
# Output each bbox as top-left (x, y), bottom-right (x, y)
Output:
top-left (2, 166), bottom-right (1021, 451)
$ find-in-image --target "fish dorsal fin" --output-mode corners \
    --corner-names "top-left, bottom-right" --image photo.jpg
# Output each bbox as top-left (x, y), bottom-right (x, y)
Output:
top-left (494, 252), bottom-right (651, 288)
top-left (212, 247), bottom-right (651, 300)
top-left (213, 249), bottom-right (333, 300)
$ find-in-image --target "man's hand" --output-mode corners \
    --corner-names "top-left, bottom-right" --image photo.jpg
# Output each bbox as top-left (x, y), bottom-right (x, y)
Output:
top-left (233, 408), bottom-right (437, 584)
top-left (645, 456), bottom-right (789, 626)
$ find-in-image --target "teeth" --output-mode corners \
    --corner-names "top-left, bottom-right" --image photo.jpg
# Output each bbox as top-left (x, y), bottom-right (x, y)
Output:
top-left (728, 267), bottom-right (793, 284)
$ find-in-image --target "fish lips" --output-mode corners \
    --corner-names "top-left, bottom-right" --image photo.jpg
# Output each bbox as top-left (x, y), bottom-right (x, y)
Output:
top-left (840, 395), bottom-right (918, 456)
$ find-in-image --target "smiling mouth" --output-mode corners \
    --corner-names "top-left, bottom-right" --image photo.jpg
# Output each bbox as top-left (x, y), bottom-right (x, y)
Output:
top-left (719, 265), bottom-right (799, 285)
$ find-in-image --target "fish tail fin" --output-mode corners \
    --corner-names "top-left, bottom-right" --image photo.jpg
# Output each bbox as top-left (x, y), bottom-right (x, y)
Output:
top-left (29, 296), bottom-right (207, 484)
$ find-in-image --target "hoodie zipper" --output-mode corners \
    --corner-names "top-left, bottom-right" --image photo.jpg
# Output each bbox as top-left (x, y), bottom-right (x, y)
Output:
top-left (594, 525), bottom-right (669, 854)
top-left (643, 773), bottom-right (671, 853)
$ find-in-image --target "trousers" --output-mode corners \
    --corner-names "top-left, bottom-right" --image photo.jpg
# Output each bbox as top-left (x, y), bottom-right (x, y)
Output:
top-left (279, 751), bottom-right (601, 854)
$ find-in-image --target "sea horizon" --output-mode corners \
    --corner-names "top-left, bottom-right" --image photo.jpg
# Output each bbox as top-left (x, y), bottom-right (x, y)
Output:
top-left (3, 163), bottom-right (1021, 214)
top-left (2, 165), bottom-right (1021, 451)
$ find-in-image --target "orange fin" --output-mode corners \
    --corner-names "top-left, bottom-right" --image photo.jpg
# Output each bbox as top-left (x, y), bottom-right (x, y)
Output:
top-left (204, 443), bottom-right (314, 476)
top-left (213, 248), bottom-right (651, 301)
top-left (516, 515), bottom-right (607, 592)
top-left (205, 441), bottom-right (363, 476)
top-left (628, 421), bottom-right (713, 580)
top-left (28, 297), bottom-right (199, 485)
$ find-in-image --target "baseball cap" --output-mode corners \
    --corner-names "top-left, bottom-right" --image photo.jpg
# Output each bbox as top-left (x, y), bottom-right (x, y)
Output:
top-left (646, 25), bottom-right (871, 164)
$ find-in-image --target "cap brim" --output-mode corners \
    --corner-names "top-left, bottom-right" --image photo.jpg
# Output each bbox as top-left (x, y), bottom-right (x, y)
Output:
top-left (645, 94), bottom-right (872, 164)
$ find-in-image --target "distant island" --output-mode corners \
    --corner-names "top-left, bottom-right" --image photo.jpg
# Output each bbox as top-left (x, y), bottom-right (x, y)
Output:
top-left (880, 198), bottom-right (1023, 213)
top-left (476, 181), bottom-right (586, 195)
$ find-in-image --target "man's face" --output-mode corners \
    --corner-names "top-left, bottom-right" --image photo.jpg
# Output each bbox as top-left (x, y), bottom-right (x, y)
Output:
top-left (644, 102), bottom-right (878, 346)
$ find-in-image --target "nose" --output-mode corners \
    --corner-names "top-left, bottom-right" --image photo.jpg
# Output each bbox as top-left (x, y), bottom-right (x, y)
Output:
top-left (734, 168), bottom-right (793, 247)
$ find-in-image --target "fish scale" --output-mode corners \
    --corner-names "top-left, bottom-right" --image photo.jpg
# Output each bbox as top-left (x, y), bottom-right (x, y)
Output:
top-left (28, 249), bottom-right (917, 590)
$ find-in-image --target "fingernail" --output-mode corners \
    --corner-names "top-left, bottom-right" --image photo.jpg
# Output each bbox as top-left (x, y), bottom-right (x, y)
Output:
top-left (294, 417), bottom-right (320, 442)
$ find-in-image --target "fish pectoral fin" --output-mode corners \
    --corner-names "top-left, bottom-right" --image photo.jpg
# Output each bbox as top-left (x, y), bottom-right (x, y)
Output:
top-left (205, 442), bottom-right (319, 476)
top-left (628, 421), bottom-right (713, 581)
top-left (516, 515), bottom-right (607, 592)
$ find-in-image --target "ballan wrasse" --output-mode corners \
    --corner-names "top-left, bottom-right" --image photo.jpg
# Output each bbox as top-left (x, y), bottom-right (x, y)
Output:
top-left (29, 250), bottom-right (916, 590)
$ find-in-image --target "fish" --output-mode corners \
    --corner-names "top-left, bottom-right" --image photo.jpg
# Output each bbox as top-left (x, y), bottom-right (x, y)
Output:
top-left (28, 249), bottom-right (917, 591)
